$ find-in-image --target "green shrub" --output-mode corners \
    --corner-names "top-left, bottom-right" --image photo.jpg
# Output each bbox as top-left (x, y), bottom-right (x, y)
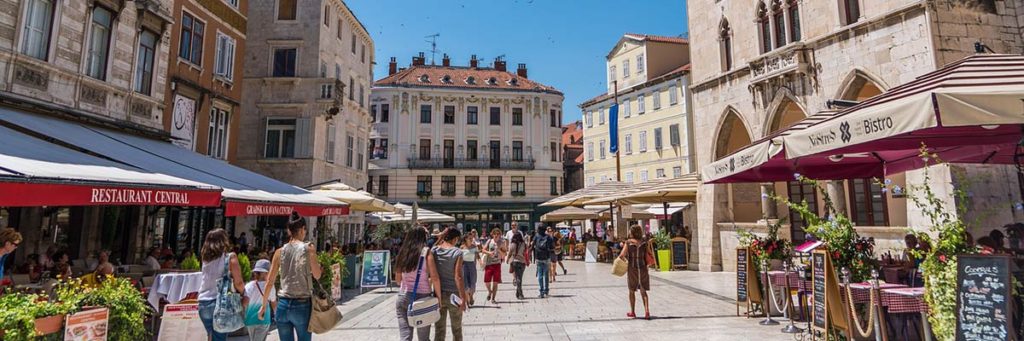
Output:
top-left (237, 253), bottom-right (252, 282)
top-left (56, 276), bottom-right (151, 340)
top-left (317, 250), bottom-right (348, 289)
top-left (180, 253), bottom-right (200, 271)
top-left (0, 292), bottom-right (70, 340)
top-left (652, 230), bottom-right (671, 250)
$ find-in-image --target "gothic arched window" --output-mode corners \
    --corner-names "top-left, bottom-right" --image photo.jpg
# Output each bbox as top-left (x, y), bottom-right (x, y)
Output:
top-left (719, 19), bottom-right (733, 71)
top-left (772, 0), bottom-right (787, 48)
top-left (788, 0), bottom-right (801, 42)
top-left (757, 2), bottom-right (771, 53)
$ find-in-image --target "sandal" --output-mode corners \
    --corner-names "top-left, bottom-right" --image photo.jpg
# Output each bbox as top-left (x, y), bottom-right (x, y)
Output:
top-left (626, 312), bottom-right (636, 318)
top-left (644, 312), bottom-right (650, 320)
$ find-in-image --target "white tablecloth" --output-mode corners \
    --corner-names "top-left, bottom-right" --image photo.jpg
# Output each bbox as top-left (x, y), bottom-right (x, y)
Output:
top-left (147, 272), bottom-right (203, 309)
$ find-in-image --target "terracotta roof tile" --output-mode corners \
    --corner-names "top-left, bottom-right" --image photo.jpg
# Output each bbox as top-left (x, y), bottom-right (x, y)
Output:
top-left (561, 120), bottom-right (583, 146)
top-left (374, 65), bottom-right (562, 95)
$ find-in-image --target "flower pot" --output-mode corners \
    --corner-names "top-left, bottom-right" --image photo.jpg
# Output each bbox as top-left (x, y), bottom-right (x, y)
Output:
top-left (657, 250), bottom-right (671, 272)
top-left (34, 314), bottom-right (65, 336)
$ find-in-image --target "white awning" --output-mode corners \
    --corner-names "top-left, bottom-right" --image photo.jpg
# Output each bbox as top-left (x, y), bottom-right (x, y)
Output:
top-left (371, 203), bottom-right (455, 223)
top-left (643, 203), bottom-right (691, 217)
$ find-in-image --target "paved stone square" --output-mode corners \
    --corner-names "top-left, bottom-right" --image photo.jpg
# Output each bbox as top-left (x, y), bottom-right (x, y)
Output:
top-left (261, 260), bottom-right (799, 340)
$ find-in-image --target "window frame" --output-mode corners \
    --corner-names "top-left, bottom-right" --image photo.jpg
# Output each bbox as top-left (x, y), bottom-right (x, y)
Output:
top-left (467, 106), bottom-right (479, 125)
top-left (214, 31), bottom-right (236, 81)
top-left (277, 0), bottom-right (297, 20)
top-left (443, 105), bottom-right (455, 124)
top-left (512, 108), bottom-right (523, 126)
top-left (488, 176), bottom-right (503, 196)
top-left (345, 134), bottom-right (354, 167)
top-left (638, 131), bottom-right (648, 152)
top-left (20, 0), bottom-right (57, 61)
top-left (377, 175), bottom-right (389, 196)
top-left (511, 176), bottom-right (526, 196)
top-left (420, 104), bottom-right (432, 124)
top-left (207, 107), bottom-right (230, 160)
top-left (624, 134), bottom-right (633, 154)
top-left (512, 141), bottom-right (524, 161)
top-left (416, 176), bottom-right (433, 197)
top-left (637, 94), bottom-right (645, 113)
top-left (652, 89), bottom-right (662, 109)
top-left (325, 122), bottom-right (336, 163)
top-left (264, 118), bottom-right (297, 158)
top-left (380, 104), bottom-right (390, 122)
top-left (134, 29), bottom-right (158, 95)
top-left (179, 11), bottom-right (205, 66)
top-left (550, 176), bottom-right (558, 195)
top-left (669, 124), bottom-right (681, 147)
top-left (848, 178), bottom-right (889, 226)
top-left (441, 176), bottom-right (456, 196)
top-left (271, 47), bottom-right (297, 77)
top-left (489, 107), bottom-right (501, 125)
top-left (654, 127), bottom-right (663, 150)
top-left (465, 176), bottom-right (480, 196)
top-left (85, 6), bottom-right (114, 80)
top-left (419, 138), bottom-right (431, 161)
top-left (599, 140), bottom-right (606, 160)
top-left (467, 140), bottom-right (478, 160)
top-left (669, 85), bottom-right (679, 105)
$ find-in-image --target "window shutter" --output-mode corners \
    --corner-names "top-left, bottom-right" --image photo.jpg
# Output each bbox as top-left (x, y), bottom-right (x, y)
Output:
top-left (295, 117), bottom-right (313, 158)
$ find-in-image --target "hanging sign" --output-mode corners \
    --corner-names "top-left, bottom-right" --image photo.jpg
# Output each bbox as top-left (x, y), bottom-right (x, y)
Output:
top-left (171, 95), bottom-right (196, 150)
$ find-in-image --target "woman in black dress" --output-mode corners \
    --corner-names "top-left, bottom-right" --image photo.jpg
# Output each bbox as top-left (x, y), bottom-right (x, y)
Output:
top-left (618, 224), bottom-right (652, 319)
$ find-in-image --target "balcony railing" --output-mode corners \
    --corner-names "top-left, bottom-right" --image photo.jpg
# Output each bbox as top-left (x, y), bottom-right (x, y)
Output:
top-left (407, 158), bottom-right (535, 170)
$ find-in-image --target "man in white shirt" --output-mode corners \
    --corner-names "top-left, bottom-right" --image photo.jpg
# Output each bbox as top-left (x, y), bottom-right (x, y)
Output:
top-left (144, 247), bottom-right (161, 270)
top-left (504, 221), bottom-right (518, 250)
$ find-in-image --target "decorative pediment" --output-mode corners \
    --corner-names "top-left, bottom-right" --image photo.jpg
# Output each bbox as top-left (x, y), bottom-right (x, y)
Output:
top-left (134, 0), bottom-right (172, 33)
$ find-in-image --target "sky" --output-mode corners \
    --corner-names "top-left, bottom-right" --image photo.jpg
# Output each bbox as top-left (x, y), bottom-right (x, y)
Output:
top-left (346, 0), bottom-right (689, 125)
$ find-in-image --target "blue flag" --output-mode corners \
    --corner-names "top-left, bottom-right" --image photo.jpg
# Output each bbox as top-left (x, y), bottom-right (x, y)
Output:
top-left (609, 104), bottom-right (619, 154)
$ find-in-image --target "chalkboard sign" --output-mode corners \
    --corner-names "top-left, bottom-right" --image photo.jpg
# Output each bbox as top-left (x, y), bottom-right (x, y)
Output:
top-left (812, 250), bottom-right (828, 332)
top-left (956, 255), bottom-right (1017, 341)
top-left (671, 238), bottom-right (688, 268)
top-left (737, 248), bottom-right (748, 303)
top-left (360, 250), bottom-right (391, 288)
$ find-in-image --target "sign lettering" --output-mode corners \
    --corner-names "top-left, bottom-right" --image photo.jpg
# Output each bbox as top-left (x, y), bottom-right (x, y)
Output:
top-left (956, 255), bottom-right (1017, 341)
top-left (90, 188), bottom-right (193, 205)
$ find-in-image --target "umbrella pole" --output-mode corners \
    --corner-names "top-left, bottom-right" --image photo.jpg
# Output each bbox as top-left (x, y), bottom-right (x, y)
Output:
top-left (663, 202), bottom-right (669, 235)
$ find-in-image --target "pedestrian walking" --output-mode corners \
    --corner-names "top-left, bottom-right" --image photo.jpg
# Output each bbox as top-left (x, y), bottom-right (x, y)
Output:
top-left (197, 229), bottom-right (245, 341)
top-left (460, 230), bottom-right (480, 306)
top-left (393, 227), bottom-right (441, 341)
top-left (551, 231), bottom-right (567, 279)
top-left (505, 230), bottom-right (528, 299)
top-left (432, 229), bottom-right (468, 341)
top-left (619, 224), bottom-right (653, 320)
top-left (480, 228), bottom-right (505, 304)
top-left (259, 212), bottom-right (323, 341)
top-left (532, 227), bottom-right (555, 298)
top-left (244, 259), bottom-right (276, 341)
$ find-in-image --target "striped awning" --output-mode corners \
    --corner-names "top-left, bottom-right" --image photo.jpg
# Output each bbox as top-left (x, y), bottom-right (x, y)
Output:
top-left (540, 181), bottom-right (632, 207)
top-left (584, 174), bottom-right (700, 205)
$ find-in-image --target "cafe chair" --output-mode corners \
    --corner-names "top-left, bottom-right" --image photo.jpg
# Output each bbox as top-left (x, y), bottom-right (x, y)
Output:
top-left (10, 274), bottom-right (30, 286)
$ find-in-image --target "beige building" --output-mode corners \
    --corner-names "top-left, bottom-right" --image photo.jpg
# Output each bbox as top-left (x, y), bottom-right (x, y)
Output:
top-left (237, 0), bottom-right (374, 239)
top-left (687, 0), bottom-right (1024, 271)
top-left (369, 54), bottom-right (565, 233)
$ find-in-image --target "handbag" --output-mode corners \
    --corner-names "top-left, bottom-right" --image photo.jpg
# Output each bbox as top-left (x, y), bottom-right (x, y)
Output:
top-left (644, 242), bottom-right (657, 268)
top-left (611, 256), bottom-right (628, 277)
top-left (213, 253), bottom-right (245, 333)
top-left (308, 246), bottom-right (344, 334)
top-left (407, 247), bottom-right (440, 327)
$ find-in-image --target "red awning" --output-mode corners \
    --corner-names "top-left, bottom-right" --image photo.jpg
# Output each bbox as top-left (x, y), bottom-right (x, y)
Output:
top-left (0, 181), bottom-right (221, 207)
top-left (224, 201), bottom-right (350, 217)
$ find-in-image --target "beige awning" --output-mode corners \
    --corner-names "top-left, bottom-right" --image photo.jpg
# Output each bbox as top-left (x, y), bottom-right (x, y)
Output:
top-left (540, 181), bottom-right (633, 207)
top-left (371, 203), bottom-right (455, 223)
top-left (540, 206), bottom-right (599, 222)
top-left (584, 174), bottom-right (700, 205)
top-left (310, 182), bottom-right (397, 213)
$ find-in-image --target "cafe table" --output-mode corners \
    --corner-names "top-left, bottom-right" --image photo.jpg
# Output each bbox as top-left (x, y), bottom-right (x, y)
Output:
top-left (841, 282), bottom-right (907, 304)
top-left (881, 287), bottom-right (932, 341)
top-left (147, 272), bottom-right (203, 309)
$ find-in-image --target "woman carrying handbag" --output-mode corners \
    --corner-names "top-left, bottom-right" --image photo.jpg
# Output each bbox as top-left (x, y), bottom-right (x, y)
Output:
top-left (393, 227), bottom-right (442, 341)
top-left (259, 212), bottom-right (323, 341)
top-left (198, 229), bottom-right (246, 341)
top-left (618, 225), bottom-right (653, 320)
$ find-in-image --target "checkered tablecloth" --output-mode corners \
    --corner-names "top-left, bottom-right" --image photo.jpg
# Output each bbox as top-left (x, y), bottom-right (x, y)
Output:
top-left (761, 271), bottom-right (805, 290)
top-left (881, 287), bottom-right (928, 314)
top-left (841, 282), bottom-right (907, 304)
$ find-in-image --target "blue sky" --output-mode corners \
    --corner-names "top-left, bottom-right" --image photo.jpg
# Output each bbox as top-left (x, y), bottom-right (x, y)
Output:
top-left (347, 0), bottom-right (689, 124)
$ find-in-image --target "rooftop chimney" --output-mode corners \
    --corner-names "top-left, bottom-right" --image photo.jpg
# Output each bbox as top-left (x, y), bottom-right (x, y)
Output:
top-left (442, 54), bottom-right (450, 67)
top-left (493, 56), bottom-right (506, 72)
top-left (469, 55), bottom-right (478, 68)
top-left (412, 52), bottom-right (425, 66)
top-left (388, 57), bottom-right (397, 75)
top-left (516, 63), bottom-right (528, 78)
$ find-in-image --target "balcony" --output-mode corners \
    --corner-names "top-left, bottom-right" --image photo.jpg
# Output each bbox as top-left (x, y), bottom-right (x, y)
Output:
top-left (407, 158), bottom-right (535, 170)
top-left (747, 43), bottom-right (811, 85)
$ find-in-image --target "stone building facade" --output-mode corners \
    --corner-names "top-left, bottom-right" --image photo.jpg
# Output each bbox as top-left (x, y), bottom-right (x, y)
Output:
top-left (562, 120), bottom-right (584, 194)
top-left (369, 55), bottom-right (565, 233)
top-left (687, 0), bottom-right (1024, 271)
top-left (237, 0), bottom-right (374, 239)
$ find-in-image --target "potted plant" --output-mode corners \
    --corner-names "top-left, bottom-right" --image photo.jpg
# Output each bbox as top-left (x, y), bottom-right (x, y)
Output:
top-left (737, 219), bottom-right (792, 271)
top-left (180, 253), bottom-right (200, 271)
top-left (652, 231), bottom-right (671, 272)
top-left (317, 250), bottom-right (348, 291)
top-left (58, 275), bottom-right (151, 340)
top-left (0, 292), bottom-right (72, 340)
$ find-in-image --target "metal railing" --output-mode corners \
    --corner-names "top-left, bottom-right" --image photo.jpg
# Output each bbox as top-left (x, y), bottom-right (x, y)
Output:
top-left (407, 158), bottom-right (535, 170)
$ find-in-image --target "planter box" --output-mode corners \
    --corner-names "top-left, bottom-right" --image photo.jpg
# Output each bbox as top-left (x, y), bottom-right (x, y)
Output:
top-left (35, 314), bottom-right (65, 335)
top-left (657, 250), bottom-right (671, 272)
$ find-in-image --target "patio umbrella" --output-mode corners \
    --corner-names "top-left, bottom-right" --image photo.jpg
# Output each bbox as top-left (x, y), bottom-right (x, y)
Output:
top-left (584, 174), bottom-right (701, 205)
top-left (371, 203), bottom-right (455, 223)
top-left (309, 182), bottom-right (397, 213)
top-left (541, 206), bottom-right (599, 222)
top-left (540, 181), bottom-right (632, 207)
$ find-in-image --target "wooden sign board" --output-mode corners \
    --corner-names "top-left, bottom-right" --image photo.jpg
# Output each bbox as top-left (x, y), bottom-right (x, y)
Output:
top-left (812, 250), bottom-right (829, 333)
top-left (64, 308), bottom-right (108, 341)
top-left (737, 248), bottom-right (749, 304)
top-left (956, 254), bottom-right (1018, 341)
top-left (670, 238), bottom-right (688, 269)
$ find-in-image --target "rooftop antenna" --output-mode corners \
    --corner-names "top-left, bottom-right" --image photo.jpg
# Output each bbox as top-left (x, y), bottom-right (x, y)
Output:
top-left (425, 33), bottom-right (440, 65)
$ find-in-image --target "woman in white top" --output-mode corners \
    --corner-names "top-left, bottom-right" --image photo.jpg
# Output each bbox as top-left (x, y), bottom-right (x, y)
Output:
top-left (197, 228), bottom-right (245, 341)
top-left (460, 230), bottom-right (481, 306)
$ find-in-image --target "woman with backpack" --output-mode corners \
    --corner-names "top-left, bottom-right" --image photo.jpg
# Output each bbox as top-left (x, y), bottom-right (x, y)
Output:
top-left (258, 212), bottom-right (323, 341)
top-left (197, 229), bottom-right (245, 341)
top-left (618, 224), bottom-right (653, 320)
top-left (393, 227), bottom-right (442, 341)
top-left (505, 230), bottom-right (528, 300)
top-left (432, 229), bottom-right (467, 341)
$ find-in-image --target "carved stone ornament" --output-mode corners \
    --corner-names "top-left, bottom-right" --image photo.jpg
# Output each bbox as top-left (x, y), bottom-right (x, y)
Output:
top-left (80, 84), bottom-right (108, 106)
top-left (130, 100), bottom-right (153, 118)
top-left (13, 63), bottom-right (48, 91)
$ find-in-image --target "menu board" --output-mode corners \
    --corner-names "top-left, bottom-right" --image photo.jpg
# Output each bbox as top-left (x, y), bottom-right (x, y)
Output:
top-left (157, 304), bottom-right (206, 341)
top-left (737, 248), bottom-right (748, 303)
top-left (64, 308), bottom-right (108, 341)
top-left (812, 250), bottom-right (828, 332)
top-left (956, 255), bottom-right (1017, 341)
top-left (360, 250), bottom-right (391, 288)
top-left (671, 239), bottom-right (688, 267)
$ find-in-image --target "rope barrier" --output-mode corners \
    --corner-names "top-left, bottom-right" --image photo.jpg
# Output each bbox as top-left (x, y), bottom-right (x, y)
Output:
top-left (844, 285), bottom-right (877, 338)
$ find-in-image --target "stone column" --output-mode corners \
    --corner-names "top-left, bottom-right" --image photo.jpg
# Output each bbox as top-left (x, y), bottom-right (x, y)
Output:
top-left (760, 183), bottom-right (778, 220)
top-left (826, 180), bottom-right (848, 216)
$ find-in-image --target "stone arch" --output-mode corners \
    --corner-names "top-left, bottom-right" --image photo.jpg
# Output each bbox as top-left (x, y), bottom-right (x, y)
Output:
top-left (836, 69), bottom-right (889, 101)
top-left (714, 107), bottom-right (753, 160)
top-left (763, 89), bottom-right (808, 136)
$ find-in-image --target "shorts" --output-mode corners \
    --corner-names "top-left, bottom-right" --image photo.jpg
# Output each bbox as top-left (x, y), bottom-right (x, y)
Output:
top-left (483, 263), bottom-right (502, 283)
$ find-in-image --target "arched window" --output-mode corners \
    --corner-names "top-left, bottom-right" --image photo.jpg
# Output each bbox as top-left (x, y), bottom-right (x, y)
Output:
top-left (757, 2), bottom-right (771, 53)
top-left (772, 0), bottom-right (787, 48)
top-left (719, 19), bottom-right (733, 71)
top-left (788, 0), bottom-right (801, 42)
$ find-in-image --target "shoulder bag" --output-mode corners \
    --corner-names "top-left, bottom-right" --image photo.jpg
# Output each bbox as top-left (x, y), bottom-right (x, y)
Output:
top-left (407, 247), bottom-right (440, 327)
top-left (644, 240), bottom-right (657, 268)
top-left (213, 253), bottom-right (245, 333)
top-left (611, 247), bottom-right (628, 277)
top-left (308, 244), bottom-right (344, 334)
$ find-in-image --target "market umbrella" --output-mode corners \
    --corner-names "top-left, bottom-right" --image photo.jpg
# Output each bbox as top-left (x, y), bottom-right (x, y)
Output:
top-left (309, 182), bottom-right (397, 213)
top-left (541, 206), bottom-right (599, 222)
top-left (540, 181), bottom-right (632, 207)
top-left (584, 174), bottom-right (701, 205)
top-left (371, 203), bottom-right (455, 223)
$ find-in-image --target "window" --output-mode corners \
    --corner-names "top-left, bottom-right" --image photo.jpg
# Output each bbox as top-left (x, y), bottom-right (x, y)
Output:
top-left (489, 141), bottom-right (500, 168)
top-left (720, 19), bottom-right (733, 71)
top-left (214, 33), bottom-right (236, 80)
top-left (179, 12), bottom-right (204, 65)
top-left (636, 54), bottom-right (644, 73)
top-left (376, 138), bottom-right (389, 159)
top-left (673, 166), bottom-right (683, 178)
top-left (669, 85), bottom-right (679, 105)
top-left (488, 176), bottom-right (502, 196)
top-left (550, 142), bottom-right (558, 162)
top-left (207, 108), bottom-right (230, 159)
top-left (417, 176), bottom-right (432, 196)
top-left (586, 142), bottom-right (594, 161)
top-left (345, 134), bottom-right (354, 167)
top-left (419, 139), bottom-right (431, 160)
top-left (624, 134), bottom-right (633, 154)
top-left (489, 107), bottom-right (500, 125)
top-left (465, 176), bottom-right (480, 196)
top-left (599, 140), bottom-right (606, 159)
top-left (773, 1), bottom-right (787, 47)
top-left (512, 141), bottom-right (523, 161)
top-left (654, 127), bottom-right (663, 150)
top-left (337, 20), bottom-right (343, 39)
top-left (787, 181), bottom-right (818, 241)
top-left (656, 168), bottom-right (665, 178)
top-left (586, 112), bottom-right (593, 127)
top-left (272, 48), bottom-right (297, 77)
top-left (85, 7), bottom-right (113, 80)
top-left (467, 140), bottom-right (478, 160)
top-left (334, 63), bottom-right (340, 79)
top-left (134, 30), bottom-right (157, 95)
top-left (652, 90), bottom-right (662, 109)
top-left (609, 65), bottom-right (616, 81)
top-left (323, 5), bottom-right (330, 26)
top-left (319, 62), bottom-right (327, 78)
top-left (370, 105), bottom-right (377, 122)
top-left (639, 131), bottom-right (648, 152)
top-left (366, 176), bottom-right (373, 195)
top-left (278, 0), bottom-right (296, 20)
top-left (622, 60), bottom-right (630, 78)
top-left (359, 86), bottom-right (365, 107)
top-left (361, 43), bottom-right (366, 63)
top-left (669, 124), bottom-right (681, 146)
top-left (324, 122), bottom-right (336, 163)
top-left (377, 176), bottom-right (389, 196)
top-left (622, 99), bottom-right (631, 118)
top-left (264, 118), bottom-right (296, 158)
top-left (512, 108), bottom-right (523, 126)
top-left (637, 94), bottom-right (645, 113)
top-left (841, 0), bottom-right (861, 25)
top-left (441, 176), bottom-right (456, 196)
top-left (511, 177), bottom-right (525, 196)
top-left (758, 2), bottom-right (771, 53)
top-left (550, 177), bottom-right (558, 195)
top-left (640, 170), bottom-right (648, 182)
top-left (625, 172), bottom-right (634, 183)
top-left (380, 104), bottom-right (390, 122)
top-left (349, 77), bottom-right (354, 100)
top-left (21, 0), bottom-right (55, 60)
top-left (467, 106), bottom-right (478, 125)
top-left (420, 105), bottom-right (432, 123)
top-left (443, 139), bottom-right (454, 168)
top-left (549, 109), bottom-right (558, 127)
top-left (443, 106), bottom-right (455, 124)
top-left (849, 178), bottom-right (888, 226)
top-left (788, 0), bottom-right (801, 41)
top-left (350, 33), bottom-right (356, 53)
top-left (598, 107), bottom-right (605, 125)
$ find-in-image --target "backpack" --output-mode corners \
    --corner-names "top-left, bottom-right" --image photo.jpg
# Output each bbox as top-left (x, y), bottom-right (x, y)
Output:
top-left (534, 235), bottom-right (552, 260)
